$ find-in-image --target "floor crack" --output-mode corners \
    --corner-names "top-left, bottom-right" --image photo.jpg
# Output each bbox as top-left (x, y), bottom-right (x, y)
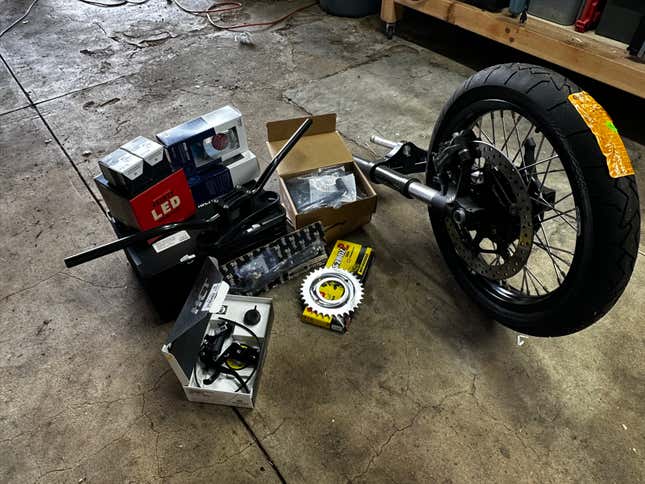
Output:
top-left (0, 272), bottom-right (60, 302)
top-left (59, 272), bottom-right (128, 289)
top-left (350, 380), bottom-right (474, 483)
top-left (233, 408), bottom-right (287, 483)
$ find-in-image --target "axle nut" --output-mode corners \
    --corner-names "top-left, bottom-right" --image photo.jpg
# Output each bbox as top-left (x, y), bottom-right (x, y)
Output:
top-left (453, 208), bottom-right (467, 225)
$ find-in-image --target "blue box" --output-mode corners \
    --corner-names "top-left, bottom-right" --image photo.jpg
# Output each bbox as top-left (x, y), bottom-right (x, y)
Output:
top-left (188, 165), bottom-right (234, 204)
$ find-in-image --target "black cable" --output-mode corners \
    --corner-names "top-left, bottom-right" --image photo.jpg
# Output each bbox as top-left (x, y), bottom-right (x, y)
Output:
top-left (76, 0), bottom-right (126, 6)
top-left (0, 0), bottom-right (41, 40)
top-left (221, 318), bottom-right (262, 393)
top-left (193, 317), bottom-right (262, 393)
top-left (75, 0), bottom-right (151, 7)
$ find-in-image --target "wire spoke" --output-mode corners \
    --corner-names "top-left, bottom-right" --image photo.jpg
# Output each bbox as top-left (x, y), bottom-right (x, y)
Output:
top-left (531, 196), bottom-right (577, 219)
top-left (520, 267), bottom-right (529, 295)
top-left (512, 119), bottom-right (529, 165)
top-left (525, 266), bottom-right (547, 294)
top-left (490, 112), bottom-right (496, 145)
top-left (474, 120), bottom-right (494, 144)
top-left (518, 153), bottom-right (560, 172)
top-left (511, 124), bottom-right (535, 166)
top-left (554, 191), bottom-right (573, 205)
top-left (536, 229), bottom-right (566, 283)
top-left (500, 110), bottom-right (509, 156)
top-left (534, 168), bottom-right (567, 176)
top-left (541, 214), bottom-right (577, 232)
top-left (500, 112), bottom-right (522, 154)
top-left (534, 243), bottom-right (575, 256)
top-left (539, 207), bottom-right (577, 223)
top-left (534, 241), bottom-right (573, 267)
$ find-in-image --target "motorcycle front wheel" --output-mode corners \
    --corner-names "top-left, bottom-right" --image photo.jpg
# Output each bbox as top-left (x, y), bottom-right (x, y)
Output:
top-left (428, 63), bottom-right (640, 336)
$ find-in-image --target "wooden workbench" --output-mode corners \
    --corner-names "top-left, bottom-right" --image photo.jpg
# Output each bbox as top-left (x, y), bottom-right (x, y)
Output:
top-left (381, 0), bottom-right (645, 99)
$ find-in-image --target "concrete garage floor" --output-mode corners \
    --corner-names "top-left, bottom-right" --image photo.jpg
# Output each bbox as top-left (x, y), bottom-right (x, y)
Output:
top-left (1, 1), bottom-right (644, 482)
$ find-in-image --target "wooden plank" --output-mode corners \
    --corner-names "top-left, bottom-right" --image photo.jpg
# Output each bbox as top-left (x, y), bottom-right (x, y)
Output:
top-left (386, 0), bottom-right (645, 98)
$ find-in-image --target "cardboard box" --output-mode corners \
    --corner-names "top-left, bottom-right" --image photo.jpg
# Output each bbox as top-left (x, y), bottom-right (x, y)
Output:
top-left (156, 106), bottom-right (250, 176)
top-left (161, 258), bottom-right (273, 408)
top-left (121, 136), bottom-right (171, 183)
top-left (156, 107), bottom-right (260, 204)
top-left (122, 136), bottom-right (165, 165)
top-left (95, 169), bottom-right (196, 232)
top-left (266, 114), bottom-right (377, 242)
top-left (99, 138), bottom-right (172, 197)
top-left (301, 239), bottom-right (373, 333)
top-left (98, 149), bottom-right (147, 197)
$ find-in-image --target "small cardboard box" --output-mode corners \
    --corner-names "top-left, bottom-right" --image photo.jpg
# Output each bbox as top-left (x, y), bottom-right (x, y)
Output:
top-left (156, 105), bottom-right (250, 175)
top-left (120, 136), bottom-right (171, 186)
top-left (95, 169), bottom-right (196, 232)
top-left (99, 138), bottom-right (172, 198)
top-left (266, 114), bottom-right (377, 242)
top-left (161, 257), bottom-right (273, 408)
top-left (98, 148), bottom-right (147, 197)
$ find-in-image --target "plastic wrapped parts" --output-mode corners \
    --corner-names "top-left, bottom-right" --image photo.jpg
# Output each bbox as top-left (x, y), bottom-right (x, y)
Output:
top-left (285, 166), bottom-right (366, 213)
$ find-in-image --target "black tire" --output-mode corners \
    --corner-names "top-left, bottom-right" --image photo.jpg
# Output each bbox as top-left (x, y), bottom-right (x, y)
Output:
top-left (428, 63), bottom-right (640, 336)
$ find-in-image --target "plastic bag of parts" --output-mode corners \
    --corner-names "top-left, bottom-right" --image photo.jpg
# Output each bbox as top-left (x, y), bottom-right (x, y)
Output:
top-left (286, 166), bottom-right (365, 213)
top-left (232, 238), bottom-right (327, 294)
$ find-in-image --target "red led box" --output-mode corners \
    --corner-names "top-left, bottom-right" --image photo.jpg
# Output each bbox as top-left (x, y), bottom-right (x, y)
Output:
top-left (95, 169), bottom-right (196, 232)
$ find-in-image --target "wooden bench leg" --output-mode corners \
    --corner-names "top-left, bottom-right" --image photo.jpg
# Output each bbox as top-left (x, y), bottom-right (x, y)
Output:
top-left (381, 0), bottom-right (404, 39)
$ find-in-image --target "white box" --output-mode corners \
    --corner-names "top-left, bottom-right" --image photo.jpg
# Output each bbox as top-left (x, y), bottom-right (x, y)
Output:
top-left (157, 105), bottom-right (250, 172)
top-left (99, 148), bottom-right (144, 184)
top-left (225, 150), bottom-right (260, 186)
top-left (121, 136), bottom-right (164, 166)
top-left (161, 258), bottom-right (273, 408)
top-left (201, 105), bottom-right (250, 164)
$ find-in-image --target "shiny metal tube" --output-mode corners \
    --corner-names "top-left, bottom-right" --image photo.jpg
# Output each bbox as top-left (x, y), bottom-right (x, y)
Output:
top-left (353, 155), bottom-right (444, 208)
top-left (370, 135), bottom-right (398, 149)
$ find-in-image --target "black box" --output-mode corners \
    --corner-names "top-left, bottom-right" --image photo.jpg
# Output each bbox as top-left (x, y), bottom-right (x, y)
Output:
top-left (628, 16), bottom-right (645, 58)
top-left (112, 199), bottom-right (289, 320)
top-left (596, 0), bottom-right (645, 44)
top-left (112, 218), bottom-right (203, 321)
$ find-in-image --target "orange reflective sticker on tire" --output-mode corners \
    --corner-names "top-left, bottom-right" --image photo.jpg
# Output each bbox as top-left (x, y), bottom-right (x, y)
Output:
top-left (568, 91), bottom-right (634, 178)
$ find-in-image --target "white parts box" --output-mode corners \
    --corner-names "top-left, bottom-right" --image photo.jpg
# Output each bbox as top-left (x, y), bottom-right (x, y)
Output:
top-left (156, 105), bottom-right (250, 172)
top-left (99, 148), bottom-right (143, 188)
top-left (121, 136), bottom-right (164, 166)
top-left (226, 150), bottom-right (260, 186)
top-left (99, 136), bottom-right (171, 197)
top-left (161, 257), bottom-right (273, 408)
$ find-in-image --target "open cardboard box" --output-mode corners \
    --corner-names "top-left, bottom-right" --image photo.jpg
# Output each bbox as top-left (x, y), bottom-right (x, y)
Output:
top-left (266, 114), bottom-right (377, 242)
top-left (161, 257), bottom-right (273, 408)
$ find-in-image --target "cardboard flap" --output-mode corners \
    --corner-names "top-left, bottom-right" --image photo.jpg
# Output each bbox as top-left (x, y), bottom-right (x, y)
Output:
top-left (266, 114), bottom-right (353, 176)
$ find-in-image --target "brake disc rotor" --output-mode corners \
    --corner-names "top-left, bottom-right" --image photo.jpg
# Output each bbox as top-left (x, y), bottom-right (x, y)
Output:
top-left (300, 267), bottom-right (363, 317)
top-left (446, 141), bottom-right (534, 281)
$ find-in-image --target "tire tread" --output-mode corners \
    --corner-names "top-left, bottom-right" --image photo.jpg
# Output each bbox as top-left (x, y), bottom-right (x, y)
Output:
top-left (428, 63), bottom-right (640, 336)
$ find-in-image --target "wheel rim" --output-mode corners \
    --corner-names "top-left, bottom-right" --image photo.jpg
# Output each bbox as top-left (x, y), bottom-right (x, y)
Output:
top-left (434, 102), bottom-right (583, 305)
